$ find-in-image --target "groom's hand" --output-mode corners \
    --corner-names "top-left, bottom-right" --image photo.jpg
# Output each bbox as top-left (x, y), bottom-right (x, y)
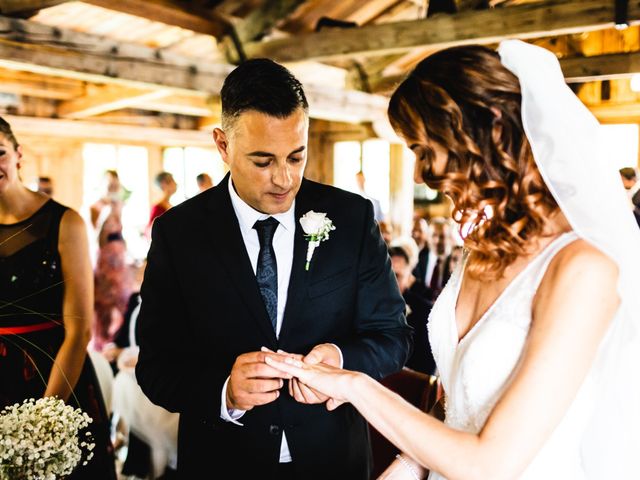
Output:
top-left (226, 351), bottom-right (292, 411)
top-left (289, 343), bottom-right (343, 406)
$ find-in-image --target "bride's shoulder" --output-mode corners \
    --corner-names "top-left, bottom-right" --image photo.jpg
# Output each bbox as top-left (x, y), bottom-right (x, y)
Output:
top-left (540, 237), bottom-right (619, 300)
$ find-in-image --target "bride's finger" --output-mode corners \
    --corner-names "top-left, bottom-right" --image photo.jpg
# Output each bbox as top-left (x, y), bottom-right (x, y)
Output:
top-left (264, 355), bottom-right (305, 375)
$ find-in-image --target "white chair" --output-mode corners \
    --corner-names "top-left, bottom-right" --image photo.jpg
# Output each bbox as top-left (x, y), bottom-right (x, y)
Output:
top-left (87, 348), bottom-right (114, 416)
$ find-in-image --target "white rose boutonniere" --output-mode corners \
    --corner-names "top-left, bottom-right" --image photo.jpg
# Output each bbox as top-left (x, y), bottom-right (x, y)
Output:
top-left (299, 210), bottom-right (335, 271)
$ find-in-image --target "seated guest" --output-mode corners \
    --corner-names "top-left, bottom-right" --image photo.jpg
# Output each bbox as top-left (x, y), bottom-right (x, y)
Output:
top-left (196, 172), bottom-right (214, 192)
top-left (378, 220), bottom-right (394, 245)
top-left (619, 167), bottom-right (640, 227)
top-left (389, 245), bottom-right (436, 375)
top-left (37, 176), bottom-right (54, 196)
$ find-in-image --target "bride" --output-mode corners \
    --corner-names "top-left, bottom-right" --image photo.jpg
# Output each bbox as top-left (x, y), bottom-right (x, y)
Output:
top-left (265, 40), bottom-right (640, 479)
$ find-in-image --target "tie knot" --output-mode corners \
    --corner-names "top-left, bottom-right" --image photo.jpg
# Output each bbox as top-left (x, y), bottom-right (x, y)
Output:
top-left (253, 217), bottom-right (279, 245)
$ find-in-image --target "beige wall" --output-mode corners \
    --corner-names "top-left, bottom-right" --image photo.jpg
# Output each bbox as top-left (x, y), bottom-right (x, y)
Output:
top-left (19, 136), bottom-right (85, 211)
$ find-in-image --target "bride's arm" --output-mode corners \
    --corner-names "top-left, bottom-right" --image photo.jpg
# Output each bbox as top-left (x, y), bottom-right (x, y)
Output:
top-left (268, 240), bottom-right (619, 480)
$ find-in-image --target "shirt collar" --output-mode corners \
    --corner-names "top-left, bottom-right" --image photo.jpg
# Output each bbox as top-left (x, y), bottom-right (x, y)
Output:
top-left (228, 177), bottom-right (296, 233)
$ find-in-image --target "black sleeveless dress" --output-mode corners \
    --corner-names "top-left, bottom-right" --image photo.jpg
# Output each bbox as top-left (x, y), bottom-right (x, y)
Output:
top-left (0, 199), bottom-right (116, 479)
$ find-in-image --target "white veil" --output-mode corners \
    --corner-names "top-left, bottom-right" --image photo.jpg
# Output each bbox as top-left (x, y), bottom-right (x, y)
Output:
top-left (498, 39), bottom-right (640, 478)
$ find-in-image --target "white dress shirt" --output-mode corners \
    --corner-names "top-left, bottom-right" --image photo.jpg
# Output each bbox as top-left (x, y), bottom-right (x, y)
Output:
top-left (424, 249), bottom-right (437, 286)
top-left (220, 179), bottom-right (295, 462)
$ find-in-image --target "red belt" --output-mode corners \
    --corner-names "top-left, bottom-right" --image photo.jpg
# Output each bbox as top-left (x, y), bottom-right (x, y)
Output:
top-left (0, 321), bottom-right (60, 335)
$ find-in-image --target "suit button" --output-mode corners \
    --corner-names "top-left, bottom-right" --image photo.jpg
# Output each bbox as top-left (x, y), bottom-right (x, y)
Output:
top-left (269, 424), bottom-right (281, 435)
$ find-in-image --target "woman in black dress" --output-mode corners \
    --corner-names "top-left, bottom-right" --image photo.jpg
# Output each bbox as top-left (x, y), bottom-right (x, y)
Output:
top-left (0, 117), bottom-right (116, 479)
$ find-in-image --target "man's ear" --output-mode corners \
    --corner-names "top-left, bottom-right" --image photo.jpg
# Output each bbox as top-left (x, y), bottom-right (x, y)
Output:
top-left (212, 128), bottom-right (229, 164)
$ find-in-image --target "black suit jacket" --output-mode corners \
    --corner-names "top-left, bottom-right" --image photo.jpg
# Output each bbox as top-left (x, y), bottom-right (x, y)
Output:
top-left (412, 247), bottom-right (430, 286)
top-left (136, 175), bottom-right (412, 479)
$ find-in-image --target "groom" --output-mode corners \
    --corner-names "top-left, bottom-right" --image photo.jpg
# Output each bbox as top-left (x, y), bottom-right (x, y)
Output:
top-left (135, 58), bottom-right (412, 479)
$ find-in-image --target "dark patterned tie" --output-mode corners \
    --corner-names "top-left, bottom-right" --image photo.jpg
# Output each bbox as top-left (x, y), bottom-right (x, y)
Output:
top-left (253, 217), bottom-right (279, 331)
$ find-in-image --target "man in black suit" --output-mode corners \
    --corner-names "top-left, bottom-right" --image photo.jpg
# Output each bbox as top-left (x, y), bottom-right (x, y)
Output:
top-left (135, 59), bottom-right (412, 479)
top-left (620, 167), bottom-right (640, 228)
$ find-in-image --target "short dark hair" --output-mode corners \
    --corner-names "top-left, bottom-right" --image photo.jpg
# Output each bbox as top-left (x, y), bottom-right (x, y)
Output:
top-left (155, 171), bottom-right (173, 187)
top-left (38, 176), bottom-right (52, 183)
top-left (620, 167), bottom-right (637, 181)
top-left (388, 246), bottom-right (410, 265)
top-left (196, 173), bottom-right (209, 185)
top-left (220, 58), bottom-right (308, 131)
top-left (0, 116), bottom-right (19, 150)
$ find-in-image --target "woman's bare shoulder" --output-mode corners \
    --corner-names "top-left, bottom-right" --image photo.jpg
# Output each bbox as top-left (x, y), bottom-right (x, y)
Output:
top-left (538, 237), bottom-right (619, 309)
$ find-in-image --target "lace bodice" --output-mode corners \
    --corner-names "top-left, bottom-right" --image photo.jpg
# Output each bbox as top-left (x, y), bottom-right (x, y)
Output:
top-left (427, 232), bottom-right (597, 479)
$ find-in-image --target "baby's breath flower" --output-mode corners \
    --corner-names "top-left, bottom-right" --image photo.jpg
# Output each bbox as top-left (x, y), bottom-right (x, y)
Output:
top-left (0, 397), bottom-right (95, 480)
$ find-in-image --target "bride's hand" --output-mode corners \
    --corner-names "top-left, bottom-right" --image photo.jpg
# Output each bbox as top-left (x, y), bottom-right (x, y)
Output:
top-left (263, 352), bottom-right (360, 410)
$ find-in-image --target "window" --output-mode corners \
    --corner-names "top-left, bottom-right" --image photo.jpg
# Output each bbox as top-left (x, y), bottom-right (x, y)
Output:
top-left (82, 143), bottom-right (150, 262)
top-left (162, 147), bottom-right (226, 204)
top-left (333, 139), bottom-right (390, 217)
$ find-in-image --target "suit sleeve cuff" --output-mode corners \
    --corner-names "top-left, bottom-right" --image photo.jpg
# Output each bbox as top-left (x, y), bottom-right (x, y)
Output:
top-left (220, 376), bottom-right (245, 425)
top-left (328, 343), bottom-right (344, 368)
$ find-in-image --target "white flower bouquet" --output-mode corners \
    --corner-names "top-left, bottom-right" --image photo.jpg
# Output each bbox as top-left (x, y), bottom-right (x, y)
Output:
top-left (0, 397), bottom-right (95, 480)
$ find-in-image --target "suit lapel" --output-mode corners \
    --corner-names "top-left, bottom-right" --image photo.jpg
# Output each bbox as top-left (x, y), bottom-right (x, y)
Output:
top-left (278, 180), bottom-right (315, 342)
top-left (204, 175), bottom-right (277, 346)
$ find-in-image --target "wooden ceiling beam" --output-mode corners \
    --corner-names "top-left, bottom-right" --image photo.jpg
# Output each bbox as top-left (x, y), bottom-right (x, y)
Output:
top-left (136, 93), bottom-right (216, 117)
top-left (80, 0), bottom-right (232, 39)
top-left (242, 0), bottom-right (640, 63)
top-left (57, 85), bottom-right (172, 119)
top-left (0, 15), bottom-right (234, 94)
top-left (0, 15), bottom-right (389, 123)
top-left (0, 69), bottom-right (85, 99)
top-left (233, 0), bottom-right (306, 44)
top-left (562, 51), bottom-right (640, 83)
top-left (0, 0), bottom-right (67, 15)
top-left (3, 114), bottom-right (213, 146)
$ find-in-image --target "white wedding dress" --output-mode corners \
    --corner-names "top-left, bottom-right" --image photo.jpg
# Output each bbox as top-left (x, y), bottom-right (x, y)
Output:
top-left (427, 231), bottom-right (598, 480)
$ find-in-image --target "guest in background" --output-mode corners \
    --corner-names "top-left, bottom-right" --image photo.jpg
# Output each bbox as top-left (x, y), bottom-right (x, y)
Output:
top-left (91, 170), bottom-right (133, 353)
top-left (619, 167), bottom-right (640, 227)
top-left (413, 216), bottom-right (454, 300)
top-left (0, 117), bottom-right (116, 479)
top-left (445, 245), bottom-right (464, 278)
top-left (147, 172), bottom-right (177, 235)
top-left (378, 219), bottom-right (394, 245)
top-left (37, 176), bottom-right (53, 196)
top-left (411, 217), bottom-right (430, 280)
top-left (196, 172), bottom-right (214, 192)
top-left (389, 244), bottom-right (436, 376)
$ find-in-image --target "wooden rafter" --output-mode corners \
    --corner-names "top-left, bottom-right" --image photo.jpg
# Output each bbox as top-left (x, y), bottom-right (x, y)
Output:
top-left (0, 0), bottom-right (67, 15)
top-left (233, 0), bottom-right (306, 43)
top-left (79, 0), bottom-right (232, 39)
top-left (562, 51), bottom-right (640, 83)
top-left (0, 69), bottom-right (85, 99)
top-left (241, 0), bottom-right (640, 63)
top-left (0, 15), bottom-right (389, 123)
top-left (57, 85), bottom-right (172, 119)
top-left (3, 114), bottom-right (213, 145)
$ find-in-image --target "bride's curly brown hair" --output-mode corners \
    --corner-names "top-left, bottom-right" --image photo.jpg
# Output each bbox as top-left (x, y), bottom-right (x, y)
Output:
top-left (388, 45), bottom-right (558, 280)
